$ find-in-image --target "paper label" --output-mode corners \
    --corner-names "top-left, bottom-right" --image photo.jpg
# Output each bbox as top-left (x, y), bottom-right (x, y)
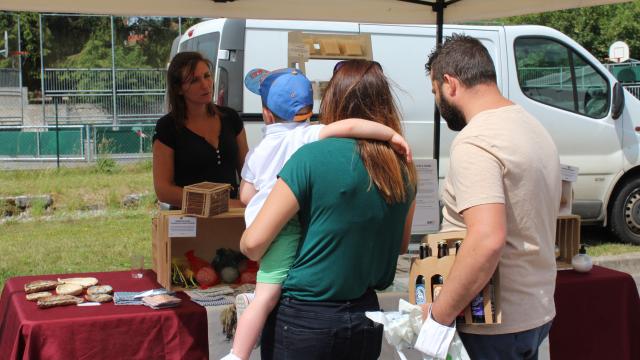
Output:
top-left (560, 164), bottom-right (579, 182)
top-left (168, 216), bottom-right (197, 237)
top-left (288, 43), bottom-right (309, 62)
top-left (412, 159), bottom-right (440, 234)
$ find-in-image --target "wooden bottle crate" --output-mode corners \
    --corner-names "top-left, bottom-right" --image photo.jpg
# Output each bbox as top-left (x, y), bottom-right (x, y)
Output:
top-left (556, 215), bottom-right (581, 270)
top-left (181, 182), bottom-right (231, 218)
top-left (409, 231), bottom-right (501, 325)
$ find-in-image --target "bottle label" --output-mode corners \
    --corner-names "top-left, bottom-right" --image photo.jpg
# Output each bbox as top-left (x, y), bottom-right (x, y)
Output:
top-left (432, 285), bottom-right (442, 301)
top-left (415, 284), bottom-right (426, 305)
top-left (471, 293), bottom-right (484, 316)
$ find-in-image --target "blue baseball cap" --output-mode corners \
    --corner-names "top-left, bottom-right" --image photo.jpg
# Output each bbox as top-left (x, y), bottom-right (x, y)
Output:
top-left (244, 68), bottom-right (313, 122)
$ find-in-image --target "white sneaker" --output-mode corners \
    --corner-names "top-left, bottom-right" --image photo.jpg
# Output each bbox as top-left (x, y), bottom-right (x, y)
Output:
top-left (235, 292), bottom-right (255, 319)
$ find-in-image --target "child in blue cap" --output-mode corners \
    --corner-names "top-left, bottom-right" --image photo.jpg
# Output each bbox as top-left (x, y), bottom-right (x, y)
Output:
top-left (224, 67), bottom-right (411, 360)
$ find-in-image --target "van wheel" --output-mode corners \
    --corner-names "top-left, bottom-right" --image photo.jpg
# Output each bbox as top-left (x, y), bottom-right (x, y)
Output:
top-left (610, 178), bottom-right (640, 245)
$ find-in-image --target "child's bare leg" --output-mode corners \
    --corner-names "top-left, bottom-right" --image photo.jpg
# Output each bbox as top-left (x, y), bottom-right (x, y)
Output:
top-left (231, 282), bottom-right (281, 360)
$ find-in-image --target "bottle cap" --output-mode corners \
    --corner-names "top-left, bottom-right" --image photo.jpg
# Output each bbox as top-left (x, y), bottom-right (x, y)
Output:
top-left (579, 244), bottom-right (587, 255)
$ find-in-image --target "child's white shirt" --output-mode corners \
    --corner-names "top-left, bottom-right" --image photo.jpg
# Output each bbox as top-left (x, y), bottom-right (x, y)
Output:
top-left (241, 122), bottom-right (324, 226)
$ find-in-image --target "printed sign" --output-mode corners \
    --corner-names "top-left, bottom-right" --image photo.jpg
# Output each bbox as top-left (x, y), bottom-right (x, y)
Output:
top-left (168, 216), bottom-right (197, 237)
top-left (412, 159), bottom-right (440, 234)
top-left (560, 164), bottom-right (579, 183)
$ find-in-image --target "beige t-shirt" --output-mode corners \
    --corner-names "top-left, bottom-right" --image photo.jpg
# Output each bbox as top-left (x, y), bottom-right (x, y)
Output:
top-left (441, 104), bottom-right (561, 335)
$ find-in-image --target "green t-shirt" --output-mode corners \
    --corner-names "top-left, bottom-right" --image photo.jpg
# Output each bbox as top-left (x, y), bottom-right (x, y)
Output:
top-left (278, 138), bottom-right (414, 301)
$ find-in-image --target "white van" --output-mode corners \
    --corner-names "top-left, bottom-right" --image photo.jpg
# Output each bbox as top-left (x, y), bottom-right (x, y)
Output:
top-left (172, 19), bottom-right (640, 244)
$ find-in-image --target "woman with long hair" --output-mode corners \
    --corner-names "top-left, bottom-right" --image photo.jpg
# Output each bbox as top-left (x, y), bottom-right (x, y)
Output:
top-left (239, 59), bottom-right (417, 360)
top-left (152, 51), bottom-right (248, 208)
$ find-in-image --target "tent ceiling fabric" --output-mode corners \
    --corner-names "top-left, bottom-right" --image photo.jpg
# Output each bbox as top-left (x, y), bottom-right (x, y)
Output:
top-left (1, 0), bottom-right (631, 23)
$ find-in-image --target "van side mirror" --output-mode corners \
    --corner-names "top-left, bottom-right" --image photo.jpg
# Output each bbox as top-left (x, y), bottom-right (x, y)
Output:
top-left (612, 82), bottom-right (625, 120)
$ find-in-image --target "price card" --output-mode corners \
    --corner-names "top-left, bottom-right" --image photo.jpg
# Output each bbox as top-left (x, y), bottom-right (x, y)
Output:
top-left (412, 159), bottom-right (440, 234)
top-left (168, 216), bottom-right (197, 237)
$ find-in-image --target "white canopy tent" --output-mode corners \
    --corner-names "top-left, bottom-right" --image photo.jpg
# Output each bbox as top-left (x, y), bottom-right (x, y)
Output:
top-left (0, 0), bottom-right (630, 24)
top-left (1, 0), bottom-right (631, 167)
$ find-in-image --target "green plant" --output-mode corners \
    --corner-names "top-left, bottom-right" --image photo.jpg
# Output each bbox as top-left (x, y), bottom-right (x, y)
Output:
top-left (136, 159), bottom-right (153, 172)
top-left (0, 199), bottom-right (18, 217)
top-left (107, 190), bottom-right (121, 210)
top-left (139, 193), bottom-right (158, 209)
top-left (95, 138), bottom-right (119, 174)
top-left (29, 198), bottom-right (48, 217)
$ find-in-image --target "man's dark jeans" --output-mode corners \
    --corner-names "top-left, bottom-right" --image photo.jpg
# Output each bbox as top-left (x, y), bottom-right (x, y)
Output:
top-left (260, 289), bottom-right (383, 360)
top-left (458, 321), bottom-right (553, 360)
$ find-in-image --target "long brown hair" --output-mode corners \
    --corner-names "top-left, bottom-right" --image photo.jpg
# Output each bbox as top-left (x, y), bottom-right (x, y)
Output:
top-left (166, 51), bottom-right (219, 128)
top-left (320, 60), bottom-right (417, 204)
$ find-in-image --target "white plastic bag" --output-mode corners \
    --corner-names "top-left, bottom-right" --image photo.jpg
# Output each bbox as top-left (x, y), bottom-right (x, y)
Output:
top-left (366, 299), bottom-right (470, 360)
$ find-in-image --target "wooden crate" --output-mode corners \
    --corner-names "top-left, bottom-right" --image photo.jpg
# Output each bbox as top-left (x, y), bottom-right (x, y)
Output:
top-left (152, 208), bottom-right (245, 291)
top-left (556, 215), bottom-right (581, 270)
top-left (181, 182), bottom-right (231, 218)
top-left (409, 231), bottom-right (501, 325)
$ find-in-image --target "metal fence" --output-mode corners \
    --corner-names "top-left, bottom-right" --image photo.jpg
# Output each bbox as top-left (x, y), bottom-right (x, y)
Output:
top-left (518, 66), bottom-right (601, 89)
top-left (43, 68), bottom-right (166, 125)
top-left (0, 68), bottom-right (24, 125)
top-left (625, 85), bottom-right (640, 99)
top-left (0, 124), bottom-right (155, 161)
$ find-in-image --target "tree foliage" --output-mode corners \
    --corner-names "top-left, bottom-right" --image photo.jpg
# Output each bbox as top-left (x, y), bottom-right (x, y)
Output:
top-left (504, 0), bottom-right (640, 62)
top-left (0, 13), bottom-right (203, 93)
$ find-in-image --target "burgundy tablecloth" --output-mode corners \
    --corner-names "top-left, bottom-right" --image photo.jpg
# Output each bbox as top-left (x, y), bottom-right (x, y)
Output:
top-left (550, 265), bottom-right (640, 360)
top-left (0, 270), bottom-right (208, 360)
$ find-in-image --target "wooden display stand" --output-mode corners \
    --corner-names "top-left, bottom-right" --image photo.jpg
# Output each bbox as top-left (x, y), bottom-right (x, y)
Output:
top-left (151, 208), bottom-right (245, 291)
top-left (409, 231), bottom-right (502, 325)
top-left (556, 215), bottom-right (581, 270)
top-left (287, 31), bottom-right (373, 101)
top-left (181, 182), bottom-right (231, 218)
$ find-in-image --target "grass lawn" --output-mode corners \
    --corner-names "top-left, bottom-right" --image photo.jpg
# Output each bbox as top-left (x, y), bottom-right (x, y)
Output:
top-left (0, 210), bottom-right (153, 291)
top-left (0, 160), bottom-right (154, 211)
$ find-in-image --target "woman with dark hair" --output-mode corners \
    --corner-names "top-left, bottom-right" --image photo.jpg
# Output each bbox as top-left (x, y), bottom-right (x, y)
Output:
top-left (153, 51), bottom-right (248, 208)
top-left (239, 59), bottom-right (417, 360)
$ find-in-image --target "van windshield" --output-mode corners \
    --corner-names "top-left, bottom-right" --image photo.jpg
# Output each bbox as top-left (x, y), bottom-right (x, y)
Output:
top-left (179, 32), bottom-right (221, 70)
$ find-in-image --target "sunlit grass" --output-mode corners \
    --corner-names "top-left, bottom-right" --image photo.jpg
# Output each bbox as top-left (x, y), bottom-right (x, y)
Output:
top-left (0, 210), bottom-right (153, 291)
top-left (0, 160), bottom-right (154, 211)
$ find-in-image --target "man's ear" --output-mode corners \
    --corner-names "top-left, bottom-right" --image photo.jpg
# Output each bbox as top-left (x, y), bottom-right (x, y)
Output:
top-left (442, 74), bottom-right (459, 97)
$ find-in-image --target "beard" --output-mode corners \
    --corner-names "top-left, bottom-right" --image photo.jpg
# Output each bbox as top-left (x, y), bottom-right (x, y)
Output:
top-left (437, 94), bottom-right (467, 132)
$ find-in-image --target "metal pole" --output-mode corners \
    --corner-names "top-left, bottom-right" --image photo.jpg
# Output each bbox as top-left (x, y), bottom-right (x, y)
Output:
top-left (55, 98), bottom-right (60, 169)
top-left (39, 14), bottom-right (45, 126)
top-left (110, 15), bottom-right (117, 126)
top-left (17, 16), bottom-right (24, 124)
top-left (178, 17), bottom-right (182, 38)
top-left (433, 0), bottom-right (444, 178)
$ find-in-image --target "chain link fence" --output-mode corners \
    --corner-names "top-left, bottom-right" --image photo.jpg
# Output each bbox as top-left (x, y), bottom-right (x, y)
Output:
top-left (43, 68), bottom-right (166, 125)
top-left (0, 68), bottom-right (24, 125)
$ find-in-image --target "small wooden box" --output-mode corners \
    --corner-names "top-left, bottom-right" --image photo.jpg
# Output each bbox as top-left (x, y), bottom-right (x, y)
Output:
top-left (409, 231), bottom-right (502, 325)
top-left (152, 208), bottom-right (245, 291)
top-left (182, 182), bottom-right (231, 218)
top-left (556, 215), bottom-right (581, 270)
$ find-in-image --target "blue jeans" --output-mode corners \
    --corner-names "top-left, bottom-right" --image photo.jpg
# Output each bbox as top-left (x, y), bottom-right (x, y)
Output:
top-left (260, 289), bottom-right (383, 360)
top-left (458, 321), bottom-right (552, 360)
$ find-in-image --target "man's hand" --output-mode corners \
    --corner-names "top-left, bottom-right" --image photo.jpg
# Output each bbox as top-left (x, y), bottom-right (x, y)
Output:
top-left (389, 132), bottom-right (412, 162)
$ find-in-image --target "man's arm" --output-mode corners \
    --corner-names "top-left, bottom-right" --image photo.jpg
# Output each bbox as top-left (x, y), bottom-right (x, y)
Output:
top-left (318, 118), bottom-right (412, 162)
top-left (427, 203), bottom-right (506, 325)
